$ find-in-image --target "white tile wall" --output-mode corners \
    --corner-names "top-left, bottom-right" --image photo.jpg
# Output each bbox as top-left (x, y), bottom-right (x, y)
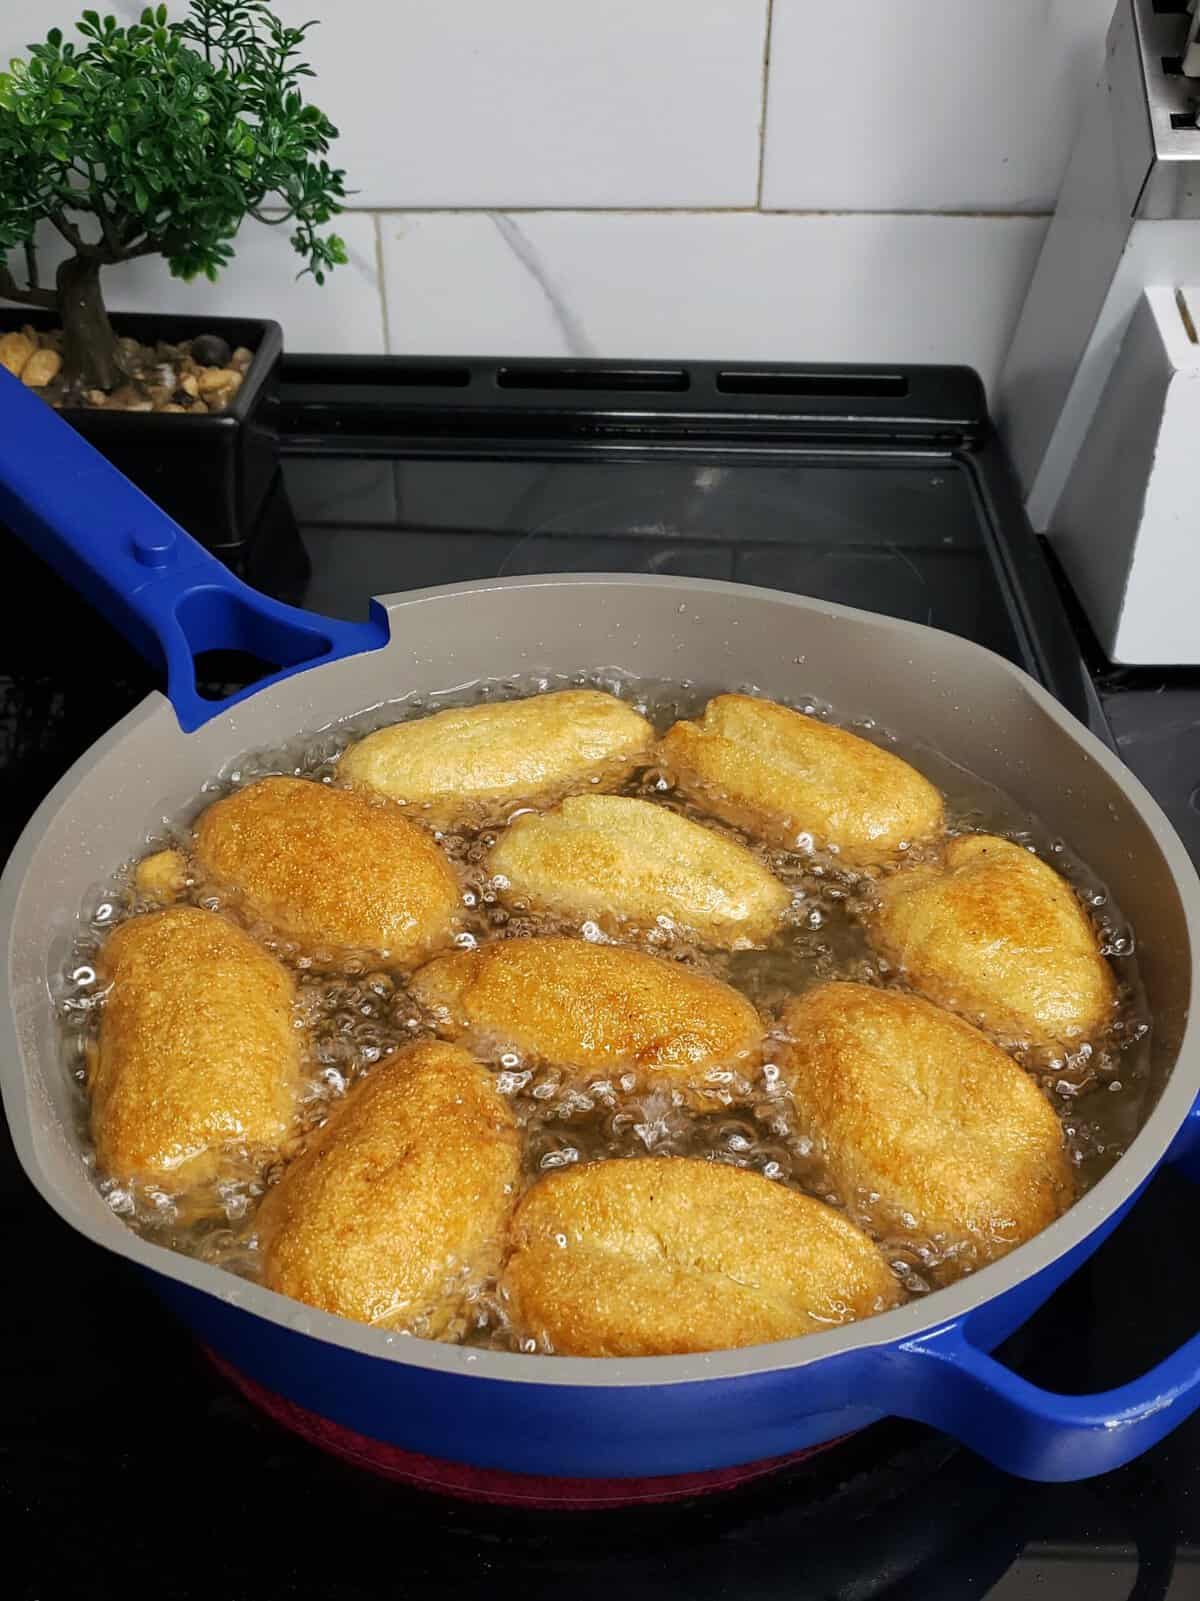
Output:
top-left (2, 2), bottom-right (144, 63)
top-left (0, 1), bottom-right (1117, 390)
top-left (302, 0), bottom-right (770, 209)
top-left (762, 0), bottom-right (1114, 213)
top-left (380, 211), bottom-right (1049, 396)
top-left (0, 0), bottom-right (767, 210)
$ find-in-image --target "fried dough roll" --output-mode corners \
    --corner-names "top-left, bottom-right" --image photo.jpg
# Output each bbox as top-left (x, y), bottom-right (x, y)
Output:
top-left (660, 694), bottom-right (943, 866)
top-left (92, 906), bottom-right (299, 1186)
top-left (192, 775), bottom-right (460, 962)
top-left (258, 1041), bottom-right (519, 1332)
top-left (339, 690), bottom-right (654, 823)
top-left (488, 794), bottom-right (789, 947)
top-left (412, 935), bottom-right (763, 1093)
top-left (871, 834), bottom-right (1117, 1047)
top-left (504, 1156), bottom-right (902, 1356)
top-left (778, 982), bottom-right (1073, 1267)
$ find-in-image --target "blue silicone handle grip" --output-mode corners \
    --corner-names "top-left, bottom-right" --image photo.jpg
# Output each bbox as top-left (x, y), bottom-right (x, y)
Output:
top-left (0, 369), bottom-right (387, 730)
top-left (874, 1100), bottom-right (1200, 1480)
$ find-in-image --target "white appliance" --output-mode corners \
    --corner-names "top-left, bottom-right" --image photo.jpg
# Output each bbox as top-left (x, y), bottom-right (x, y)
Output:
top-left (999, 0), bottom-right (1200, 663)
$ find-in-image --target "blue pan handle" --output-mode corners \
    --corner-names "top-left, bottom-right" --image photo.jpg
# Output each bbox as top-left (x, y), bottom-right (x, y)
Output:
top-left (0, 369), bottom-right (388, 731)
top-left (873, 1100), bottom-right (1200, 1480)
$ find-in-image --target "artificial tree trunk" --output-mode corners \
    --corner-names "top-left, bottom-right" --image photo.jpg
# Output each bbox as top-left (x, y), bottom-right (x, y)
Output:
top-left (55, 255), bottom-right (128, 394)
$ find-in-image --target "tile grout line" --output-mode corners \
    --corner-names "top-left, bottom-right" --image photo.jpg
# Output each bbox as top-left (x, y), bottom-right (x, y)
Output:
top-left (372, 213), bottom-right (393, 354)
top-left (334, 205), bottom-right (1053, 221)
top-left (756, 0), bottom-right (775, 209)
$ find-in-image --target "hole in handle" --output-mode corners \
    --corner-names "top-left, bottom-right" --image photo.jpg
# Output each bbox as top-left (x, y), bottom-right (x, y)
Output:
top-left (193, 649), bottom-right (284, 702)
top-left (176, 586), bottom-right (332, 703)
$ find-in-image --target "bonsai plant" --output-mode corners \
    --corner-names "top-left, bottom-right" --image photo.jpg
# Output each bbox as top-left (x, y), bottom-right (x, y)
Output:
top-left (0, 0), bottom-right (347, 407)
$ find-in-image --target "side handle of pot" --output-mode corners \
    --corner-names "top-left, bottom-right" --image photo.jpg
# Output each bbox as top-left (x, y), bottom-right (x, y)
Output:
top-left (0, 369), bottom-right (387, 731)
top-left (869, 1105), bottom-right (1200, 1481)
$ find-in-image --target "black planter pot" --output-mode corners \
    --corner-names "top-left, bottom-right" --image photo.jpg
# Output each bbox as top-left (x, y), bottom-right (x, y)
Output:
top-left (0, 310), bottom-right (282, 553)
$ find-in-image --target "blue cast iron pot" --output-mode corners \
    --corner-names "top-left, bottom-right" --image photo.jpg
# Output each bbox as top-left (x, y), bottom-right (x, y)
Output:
top-left (1, 370), bottom-right (1198, 1489)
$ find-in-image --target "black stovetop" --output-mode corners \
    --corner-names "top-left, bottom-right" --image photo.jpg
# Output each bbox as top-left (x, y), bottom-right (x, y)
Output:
top-left (4, 359), bottom-right (1200, 1600)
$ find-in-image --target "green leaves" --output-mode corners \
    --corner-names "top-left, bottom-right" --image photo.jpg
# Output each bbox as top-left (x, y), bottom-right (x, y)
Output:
top-left (0, 0), bottom-right (346, 293)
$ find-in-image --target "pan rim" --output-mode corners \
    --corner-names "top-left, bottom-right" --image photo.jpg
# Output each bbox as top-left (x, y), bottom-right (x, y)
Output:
top-left (2, 571), bottom-right (1196, 1390)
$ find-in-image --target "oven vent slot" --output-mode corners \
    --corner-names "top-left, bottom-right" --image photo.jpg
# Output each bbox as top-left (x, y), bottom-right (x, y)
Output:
top-left (385, 366), bottom-right (472, 387)
top-left (495, 365), bottom-right (690, 392)
top-left (715, 370), bottom-right (909, 398)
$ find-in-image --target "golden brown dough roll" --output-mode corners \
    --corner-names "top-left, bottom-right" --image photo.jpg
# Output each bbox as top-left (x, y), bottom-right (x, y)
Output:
top-left (660, 693), bottom-right (943, 866)
top-left (503, 1156), bottom-right (902, 1356)
top-left (870, 834), bottom-right (1117, 1047)
top-left (778, 983), bottom-right (1073, 1267)
top-left (92, 906), bottom-right (299, 1186)
top-left (191, 775), bottom-right (460, 961)
top-left (338, 690), bottom-right (654, 822)
top-left (133, 847), bottom-right (188, 905)
top-left (488, 794), bottom-right (790, 947)
top-left (257, 1041), bottom-right (519, 1332)
top-left (411, 935), bottom-right (763, 1090)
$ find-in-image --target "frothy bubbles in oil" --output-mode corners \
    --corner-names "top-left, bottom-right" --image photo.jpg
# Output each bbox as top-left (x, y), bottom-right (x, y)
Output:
top-left (54, 669), bottom-right (1154, 1347)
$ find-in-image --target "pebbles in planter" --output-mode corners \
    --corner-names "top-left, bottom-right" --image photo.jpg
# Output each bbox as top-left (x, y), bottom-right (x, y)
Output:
top-left (0, 324), bottom-right (254, 414)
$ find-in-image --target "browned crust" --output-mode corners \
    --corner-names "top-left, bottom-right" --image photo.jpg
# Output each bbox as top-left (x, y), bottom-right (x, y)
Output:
top-left (257, 1041), bottom-right (520, 1332)
top-left (93, 905), bottom-right (299, 1185)
top-left (192, 775), bottom-right (461, 961)
top-left (503, 1156), bottom-right (902, 1356)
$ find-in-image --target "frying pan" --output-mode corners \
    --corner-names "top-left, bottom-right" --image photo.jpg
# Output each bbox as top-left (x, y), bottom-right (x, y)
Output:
top-left (2, 368), bottom-right (1200, 1492)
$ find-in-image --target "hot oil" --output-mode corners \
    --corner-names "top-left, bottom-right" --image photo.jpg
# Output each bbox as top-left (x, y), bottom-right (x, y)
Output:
top-left (54, 671), bottom-right (1154, 1347)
